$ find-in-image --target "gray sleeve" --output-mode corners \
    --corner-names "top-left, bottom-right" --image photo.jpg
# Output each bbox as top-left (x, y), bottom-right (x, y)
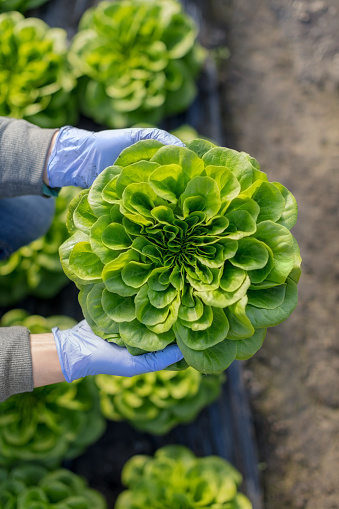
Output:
top-left (0, 326), bottom-right (33, 402)
top-left (0, 117), bottom-right (58, 199)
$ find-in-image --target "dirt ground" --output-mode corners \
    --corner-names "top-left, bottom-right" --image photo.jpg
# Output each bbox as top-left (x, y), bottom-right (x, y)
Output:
top-left (198, 1), bottom-right (339, 508)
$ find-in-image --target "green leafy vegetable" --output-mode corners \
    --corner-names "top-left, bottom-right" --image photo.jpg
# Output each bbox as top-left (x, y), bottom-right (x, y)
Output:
top-left (0, 187), bottom-right (80, 306)
top-left (61, 139), bottom-right (301, 374)
top-left (115, 445), bottom-right (252, 509)
top-left (0, 11), bottom-right (77, 127)
top-left (95, 369), bottom-right (223, 435)
top-left (69, 0), bottom-right (205, 127)
top-left (0, 310), bottom-right (106, 467)
top-left (0, 464), bottom-right (107, 508)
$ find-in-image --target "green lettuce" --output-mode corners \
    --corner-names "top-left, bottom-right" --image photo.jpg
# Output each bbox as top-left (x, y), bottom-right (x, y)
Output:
top-left (69, 0), bottom-right (205, 128)
top-left (0, 310), bottom-right (106, 468)
top-left (61, 139), bottom-right (301, 374)
top-left (115, 445), bottom-right (252, 509)
top-left (95, 369), bottom-right (223, 435)
top-left (0, 11), bottom-right (77, 127)
top-left (0, 464), bottom-right (107, 508)
top-left (0, 187), bottom-right (79, 306)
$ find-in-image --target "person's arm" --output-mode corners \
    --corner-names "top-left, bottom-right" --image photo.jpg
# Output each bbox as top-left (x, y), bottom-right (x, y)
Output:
top-left (0, 117), bottom-right (58, 199)
top-left (0, 119), bottom-right (185, 401)
top-left (0, 326), bottom-right (33, 402)
top-left (30, 333), bottom-right (65, 387)
top-left (1, 322), bottom-right (183, 402)
top-left (0, 117), bottom-right (183, 198)
top-left (0, 328), bottom-right (61, 401)
top-left (51, 321), bottom-right (183, 382)
top-left (42, 131), bottom-right (59, 188)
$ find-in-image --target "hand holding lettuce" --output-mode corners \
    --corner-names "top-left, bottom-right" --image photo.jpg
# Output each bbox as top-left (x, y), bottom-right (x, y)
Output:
top-left (52, 319), bottom-right (183, 382)
top-left (47, 126), bottom-right (183, 189)
top-left (60, 138), bottom-right (301, 374)
top-left (46, 127), bottom-right (185, 379)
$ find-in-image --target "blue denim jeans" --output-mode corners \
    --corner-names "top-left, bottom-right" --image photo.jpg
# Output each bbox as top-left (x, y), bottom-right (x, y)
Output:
top-left (0, 195), bottom-right (55, 260)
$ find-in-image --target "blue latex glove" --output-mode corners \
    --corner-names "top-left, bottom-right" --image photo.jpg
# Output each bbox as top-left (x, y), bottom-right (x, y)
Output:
top-left (52, 320), bottom-right (183, 382)
top-left (47, 126), bottom-right (184, 189)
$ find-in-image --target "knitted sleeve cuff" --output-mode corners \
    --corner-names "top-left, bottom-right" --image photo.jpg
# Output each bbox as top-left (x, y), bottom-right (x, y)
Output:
top-left (0, 326), bottom-right (33, 402)
top-left (0, 117), bottom-right (58, 198)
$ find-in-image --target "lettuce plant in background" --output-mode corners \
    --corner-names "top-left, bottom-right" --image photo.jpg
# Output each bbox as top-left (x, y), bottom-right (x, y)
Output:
top-left (95, 369), bottom-right (223, 435)
top-left (0, 0), bottom-right (49, 13)
top-left (0, 11), bottom-right (77, 127)
top-left (60, 139), bottom-right (301, 374)
top-left (69, 0), bottom-right (205, 128)
top-left (0, 310), bottom-right (106, 468)
top-left (115, 445), bottom-right (252, 508)
top-left (0, 464), bottom-right (107, 508)
top-left (0, 187), bottom-right (79, 306)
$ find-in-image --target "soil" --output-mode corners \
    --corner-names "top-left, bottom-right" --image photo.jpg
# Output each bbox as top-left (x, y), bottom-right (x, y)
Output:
top-left (198, 1), bottom-right (339, 508)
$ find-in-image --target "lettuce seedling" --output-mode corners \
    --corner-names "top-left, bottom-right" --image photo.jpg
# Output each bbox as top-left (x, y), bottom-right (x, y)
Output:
top-left (61, 139), bottom-right (301, 374)
top-left (116, 445), bottom-right (252, 508)
top-left (0, 11), bottom-right (77, 127)
top-left (96, 369), bottom-right (223, 435)
top-left (69, 0), bottom-right (205, 127)
top-left (0, 310), bottom-right (106, 467)
top-left (0, 464), bottom-right (107, 508)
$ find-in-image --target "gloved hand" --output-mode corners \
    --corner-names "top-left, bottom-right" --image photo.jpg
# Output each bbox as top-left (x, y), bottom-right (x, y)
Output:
top-left (47, 126), bottom-right (184, 189)
top-left (52, 320), bottom-right (183, 382)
